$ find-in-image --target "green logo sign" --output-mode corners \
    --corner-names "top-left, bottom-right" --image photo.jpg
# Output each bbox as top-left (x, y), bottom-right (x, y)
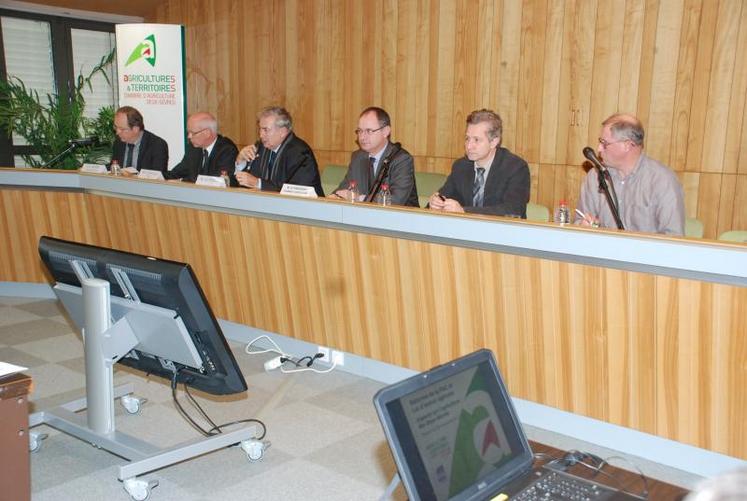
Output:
top-left (125, 34), bottom-right (156, 67)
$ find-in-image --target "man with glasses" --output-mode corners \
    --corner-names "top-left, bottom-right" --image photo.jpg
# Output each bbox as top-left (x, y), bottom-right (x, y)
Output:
top-left (428, 109), bottom-right (529, 217)
top-left (111, 106), bottom-right (168, 173)
top-left (164, 112), bottom-right (238, 182)
top-left (328, 107), bottom-right (418, 206)
top-left (234, 106), bottom-right (323, 196)
top-left (575, 113), bottom-right (684, 235)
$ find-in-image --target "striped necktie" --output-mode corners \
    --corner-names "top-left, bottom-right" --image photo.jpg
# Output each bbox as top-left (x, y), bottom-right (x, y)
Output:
top-left (472, 167), bottom-right (485, 206)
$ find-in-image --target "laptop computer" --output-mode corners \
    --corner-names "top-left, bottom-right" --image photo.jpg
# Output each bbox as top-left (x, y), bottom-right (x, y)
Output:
top-left (373, 349), bottom-right (644, 500)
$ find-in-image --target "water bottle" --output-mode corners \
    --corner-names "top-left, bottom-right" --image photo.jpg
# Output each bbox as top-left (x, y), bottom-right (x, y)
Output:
top-left (220, 170), bottom-right (230, 187)
top-left (110, 159), bottom-right (120, 176)
top-left (554, 200), bottom-right (570, 224)
top-left (348, 180), bottom-right (359, 203)
top-left (376, 183), bottom-right (392, 206)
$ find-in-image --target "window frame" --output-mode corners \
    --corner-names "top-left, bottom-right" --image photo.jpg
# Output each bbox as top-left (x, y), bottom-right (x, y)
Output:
top-left (0, 9), bottom-right (116, 166)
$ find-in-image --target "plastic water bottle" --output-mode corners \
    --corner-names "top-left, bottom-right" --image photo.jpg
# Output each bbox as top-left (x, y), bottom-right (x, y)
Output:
top-left (110, 159), bottom-right (120, 176)
top-left (348, 180), bottom-right (359, 203)
top-left (220, 170), bottom-right (230, 187)
top-left (554, 200), bottom-right (570, 224)
top-left (376, 183), bottom-right (392, 206)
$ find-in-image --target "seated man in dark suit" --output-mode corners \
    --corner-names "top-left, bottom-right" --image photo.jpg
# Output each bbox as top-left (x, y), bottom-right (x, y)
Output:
top-left (428, 109), bottom-right (529, 217)
top-left (234, 106), bottom-right (323, 196)
top-left (164, 112), bottom-right (238, 183)
top-left (111, 106), bottom-right (168, 173)
top-left (328, 107), bottom-right (418, 206)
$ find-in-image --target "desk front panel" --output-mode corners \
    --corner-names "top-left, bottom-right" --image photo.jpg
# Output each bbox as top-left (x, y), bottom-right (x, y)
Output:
top-left (0, 184), bottom-right (744, 459)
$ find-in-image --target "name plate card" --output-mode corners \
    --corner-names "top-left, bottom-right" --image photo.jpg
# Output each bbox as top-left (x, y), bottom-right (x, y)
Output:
top-left (80, 163), bottom-right (108, 174)
top-left (138, 169), bottom-right (165, 180)
top-left (280, 183), bottom-right (318, 198)
top-left (196, 175), bottom-right (227, 188)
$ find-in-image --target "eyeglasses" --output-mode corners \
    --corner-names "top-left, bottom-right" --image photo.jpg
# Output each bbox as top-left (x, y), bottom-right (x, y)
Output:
top-left (187, 127), bottom-right (209, 137)
top-left (114, 126), bottom-right (131, 132)
top-left (355, 126), bottom-right (386, 136)
top-left (598, 137), bottom-right (626, 148)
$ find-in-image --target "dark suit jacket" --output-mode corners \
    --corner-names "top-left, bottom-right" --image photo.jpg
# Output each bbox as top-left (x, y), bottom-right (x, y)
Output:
top-left (243, 132), bottom-right (324, 196)
top-left (164, 135), bottom-right (239, 183)
top-left (111, 130), bottom-right (169, 173)
top-left (334, 143), bottom-right (419, 207)
top-left (439, 147), bottom-right (530, 217)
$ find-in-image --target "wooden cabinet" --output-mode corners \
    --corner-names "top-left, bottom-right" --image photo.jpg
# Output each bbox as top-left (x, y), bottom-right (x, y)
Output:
top-left (0, 373), bottom-right (32, 501)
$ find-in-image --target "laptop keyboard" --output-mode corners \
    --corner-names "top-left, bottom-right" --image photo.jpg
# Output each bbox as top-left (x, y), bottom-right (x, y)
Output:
top-left (512, 469), bottom-right (633, 500)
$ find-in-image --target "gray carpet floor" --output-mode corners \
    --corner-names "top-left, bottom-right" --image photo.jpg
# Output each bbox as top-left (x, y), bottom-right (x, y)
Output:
top-left (0, 296), bottom-right (702, 500)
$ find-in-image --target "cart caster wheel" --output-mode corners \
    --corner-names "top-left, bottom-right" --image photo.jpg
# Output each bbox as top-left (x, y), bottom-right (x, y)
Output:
top-left (121, 395), bottom-right (146, 415)
top-left (241, 439), bottom-right (270, 462)
top-left (123, 478), bottom-right (158, 501)
top-left (29, 432), bottom-right (48, 453)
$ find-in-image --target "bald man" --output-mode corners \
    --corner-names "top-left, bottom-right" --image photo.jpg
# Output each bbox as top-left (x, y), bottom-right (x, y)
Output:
top-left (575, 113), bottom-right (685, 235)
top-left (164, 112), bottom-right (238, 182)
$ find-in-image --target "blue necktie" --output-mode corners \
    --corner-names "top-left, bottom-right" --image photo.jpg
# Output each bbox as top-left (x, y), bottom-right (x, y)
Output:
top-left (125, 143), bottom-right (134, 167)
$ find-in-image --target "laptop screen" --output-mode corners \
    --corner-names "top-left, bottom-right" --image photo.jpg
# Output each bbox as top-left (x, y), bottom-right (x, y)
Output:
top-left (374, 349), bottom-right (533, 501)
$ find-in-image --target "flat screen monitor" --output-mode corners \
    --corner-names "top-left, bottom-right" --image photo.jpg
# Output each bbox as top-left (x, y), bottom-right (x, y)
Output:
top-left (38, 236), bottom-right (247, 395)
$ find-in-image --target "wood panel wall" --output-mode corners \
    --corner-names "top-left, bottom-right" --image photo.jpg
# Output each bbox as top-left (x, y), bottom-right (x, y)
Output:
top-left (151, 0), bottom-right (747, 238)
top-left (1, 186), bottom-right (745, 458)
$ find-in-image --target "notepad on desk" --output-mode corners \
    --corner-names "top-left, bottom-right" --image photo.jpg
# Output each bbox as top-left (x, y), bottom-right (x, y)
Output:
top-left (0, 361), bottom-right (28, 379)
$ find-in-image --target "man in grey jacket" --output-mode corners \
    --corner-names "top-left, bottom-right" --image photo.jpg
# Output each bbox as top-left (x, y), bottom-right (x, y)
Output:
top-left (329, 107), bottom-right (419, 206)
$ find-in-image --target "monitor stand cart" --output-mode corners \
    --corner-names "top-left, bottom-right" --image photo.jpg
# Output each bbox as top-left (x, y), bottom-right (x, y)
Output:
top-left (28, 277), bottom-right (260, 501)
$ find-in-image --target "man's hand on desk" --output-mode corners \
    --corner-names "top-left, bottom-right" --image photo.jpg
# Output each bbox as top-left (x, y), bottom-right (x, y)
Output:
top-left (235, 171), bottom-right (259, 189)
top-left (428, 192), bottom-right (465, 213)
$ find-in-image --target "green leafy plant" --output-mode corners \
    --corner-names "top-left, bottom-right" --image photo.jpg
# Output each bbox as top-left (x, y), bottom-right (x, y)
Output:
top-left (0, 50), bottom-right (115, 169)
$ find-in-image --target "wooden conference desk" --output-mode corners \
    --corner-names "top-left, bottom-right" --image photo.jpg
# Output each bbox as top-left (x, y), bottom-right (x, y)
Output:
top-left (1, 168), bottom-right (745, 463)
top-left (529, 441), bottom-right (689, 499)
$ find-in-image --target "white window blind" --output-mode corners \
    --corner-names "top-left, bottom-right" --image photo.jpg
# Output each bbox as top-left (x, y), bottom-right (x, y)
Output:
top-left (71, 29), bottom-right (117, 118)
top-left (1, 16), bottom-right (55, 146)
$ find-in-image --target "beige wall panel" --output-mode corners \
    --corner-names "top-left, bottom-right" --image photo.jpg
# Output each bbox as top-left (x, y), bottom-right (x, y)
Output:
top-left (514, 0), bottom-right (546, 163)
top-left (588, 1), bottom-right (624, 145)
top-left (645, 0), bottom-right (684, 166)
top-left (669, 0), bottom-right (701, 172)
top-left (700, 0), bottom-right (743, 174)
top-left (429, 0), bottom-right (457, 158)
top-left (723, 2), bottom-right (747, 174)
top-left (494, 0), bottom-right (522, 152)
top-left (716, 174), bottom-right (737, 238)
top-left (685, 0), bottom-right (719, 172)
top-left (632, 0), bottom-right (659, 132)
top-left (617, 0), bottom-right (645, 112)
top-left (733, 175), bottom-right (747, 230)
top-left (538, 0), bottom-right (564, 164)
top-left (678, 171), bottom-right (700, 220)
top-left (562, 0), bottom-right (597, 165)
top-left (698, 173), bottom-right (723, 238)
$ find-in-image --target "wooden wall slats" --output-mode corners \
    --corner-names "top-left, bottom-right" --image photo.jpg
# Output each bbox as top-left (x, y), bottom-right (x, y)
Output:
top-left (701, 0), bottom-right (743, 174)
top-left (152, 0), bottom-right (747, 236)
top-left (724, 1), bottom-right (747, 175)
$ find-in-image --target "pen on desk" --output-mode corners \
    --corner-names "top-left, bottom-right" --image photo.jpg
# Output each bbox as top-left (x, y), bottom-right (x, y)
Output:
top-left (574, 208), bottom-right (586, 219)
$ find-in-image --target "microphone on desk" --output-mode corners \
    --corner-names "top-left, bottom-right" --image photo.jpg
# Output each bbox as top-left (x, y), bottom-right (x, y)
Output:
top-left (582, 146), bottom-right (606, 172)
top-left (68, 137), bottom-right (97, 147)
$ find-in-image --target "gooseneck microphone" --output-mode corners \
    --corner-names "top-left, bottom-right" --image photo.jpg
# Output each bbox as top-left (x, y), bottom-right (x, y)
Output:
top-left (68, 137), bottom-right (97, 146)
top-left (365, 142), bottom-right (403, 203)
top-left (582, 146), bottom-right (624, 230)
top-left (582, 147), bottom-right (605, 170)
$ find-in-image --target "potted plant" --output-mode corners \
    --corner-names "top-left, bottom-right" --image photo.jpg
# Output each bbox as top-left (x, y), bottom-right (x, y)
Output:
top-left (0, 50), bottom-right (115, 169)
